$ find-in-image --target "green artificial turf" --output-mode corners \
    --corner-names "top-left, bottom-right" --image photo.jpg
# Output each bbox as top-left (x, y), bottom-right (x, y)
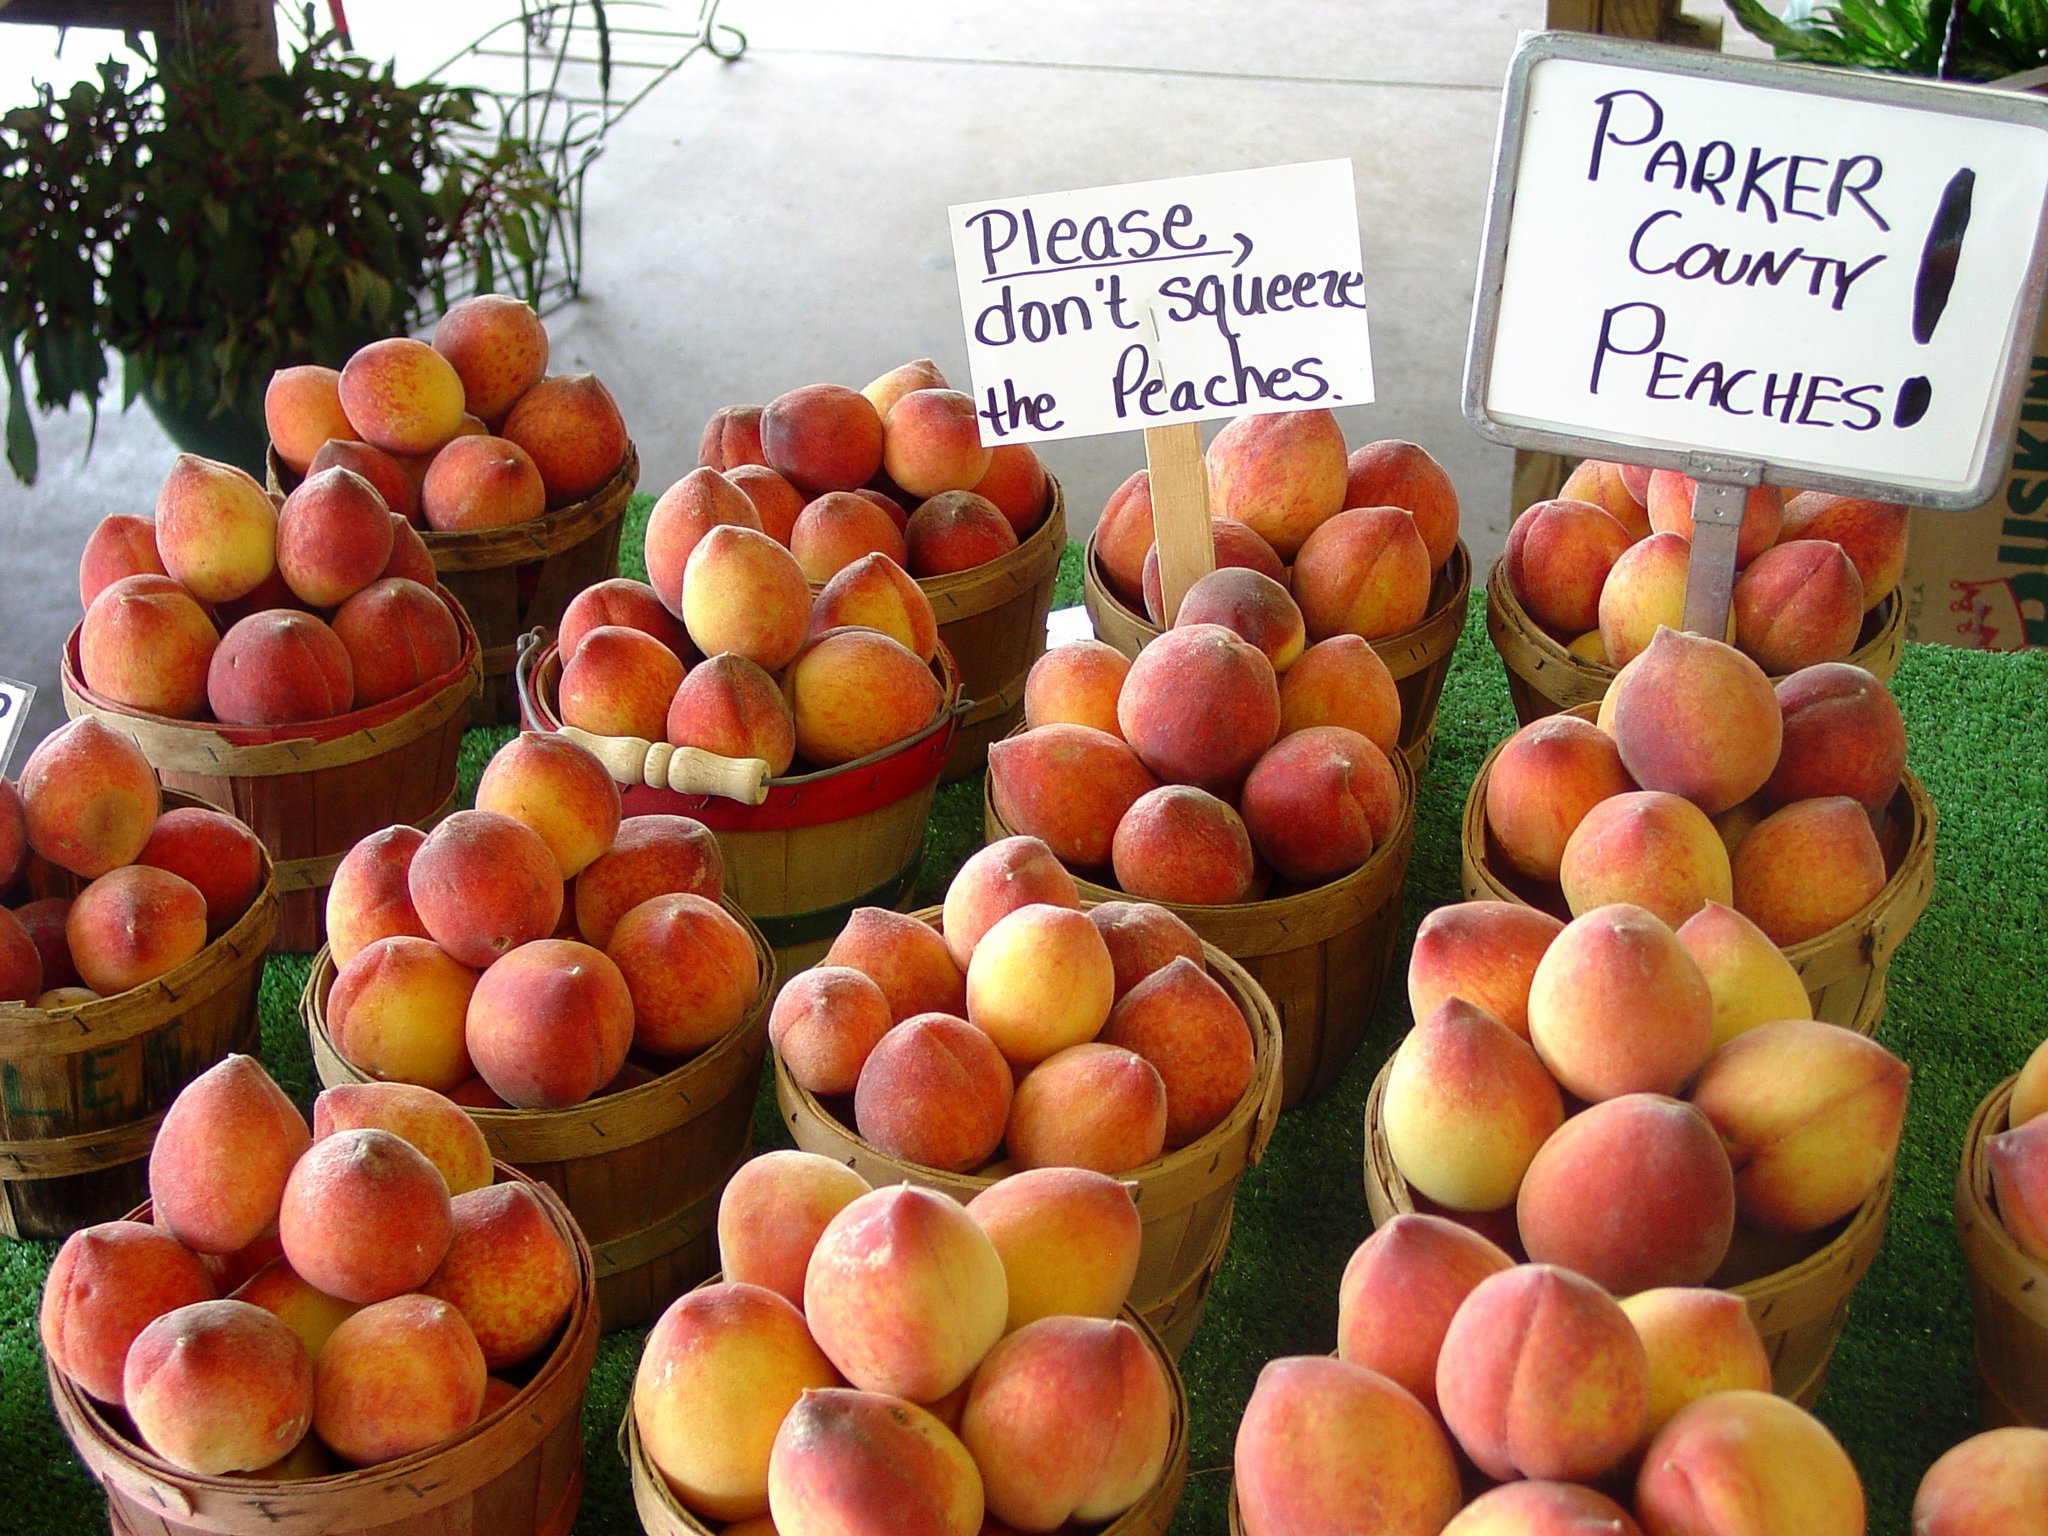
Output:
top-left (4, 516), bottom-right (2045, 1535)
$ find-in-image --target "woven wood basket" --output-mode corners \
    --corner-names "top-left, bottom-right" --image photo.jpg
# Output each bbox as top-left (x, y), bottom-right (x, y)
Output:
top-left (620, 1292), bottom-right (1189, 1536)
top-left (59, 588), bottom-right (479, 954)
top-left (1363, 1060), bottom-right (1892, 1407)
top-left (1081, 533), bottom-right (1472, 775)
top-left (0, 793), bottom-right (279, 1240)
top-left (1457, 703), bottom-right (1937, 1036)
top-left (49, 1166), bottom-right (596, 1536)
top-left (1484, 556), bottom-right (1908, 727)
top-left (301, 896), bottom-right (775, 1331)
top-left (269, 442), bottom-right (637, 728)
top-left (775, 905), bottom-right (1283, 1358)
top-left (1955, 1076), bottom-right (2048, 1428)
top-left (985, 745), bottom-right (1416, 1110)
top-left (517, 637), bottom-right (961, 979)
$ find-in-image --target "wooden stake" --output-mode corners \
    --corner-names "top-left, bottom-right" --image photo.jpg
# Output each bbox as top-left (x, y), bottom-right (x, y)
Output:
top-left (1144, 423), bottom-right (1214, 625)
top-left (1681, 480), bottom-right (1749, 639)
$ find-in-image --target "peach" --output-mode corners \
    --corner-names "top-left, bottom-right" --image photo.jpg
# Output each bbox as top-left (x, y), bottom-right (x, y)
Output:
top-left (1609, 628), bottom-right (1783, 815)
top-left (1731, 796), bottom-right (1886, 945)
top-left (1646, 473), bottom-right (1784, 566)
top-left (1118, 623), bottom-right (1279, 791)
top-left (1619, 1287), bottom-right (1772, 1450)
top-left (573, 813), bottom-right (723, 949)
top-left (1384, 997), bottom-right (1565, 1212)
top-left (792, 491), bottom-right (909, 583)
top-left (1437, 1263), bottom-right (1648, 1482)
top-left (1292, 505), bottom-right (1434, 640)
top-left (382, 513), bottom-right (433, 584)
top-left (960, 1316), bottom-right (1170, 1529)
top-left (40, 1221), bottom-right (218, 1405)
top-left (970, 443), bottom-right (1049, 537)
top-left (1087, 899), bottom-right (1204, 1003)
top-left (325, 824), bottom-right (427, 965)
top-left (314, 1293), bottom-right (486, 1467)
top-left (123, 1300), bottom-right (313, 1476)
top-left (1780, 491), bottom-right (1910, 609)
top-left (863, 358), bottom-right (950, 418)
top-left (1344, 439), bottom-right (1460, 568)
top-left (1234, 1355), bottom-right (1462, 1536)
top-left (966, 904), bottom-right (1114, 1068)
top-left (853, 486), bottom-right (911, 530)
top-left (718, 1151), bottom-right (873, 1308)
top-left (1601, 531), bottom-right (1714, 668)
top-left (1559, 789), bottom-right (1733, 928)
top-left (854, 1012), bottom-right (1013, 1172)
top-left (607, 891), bottom-right (759, 1056)
top-left (339, 338), bottom-right (466, 456)
top-left (1559, 456), bottom-right (1652, 540)
top-left (311, 439), bottom-right (417, 523)
top-left (1006, 1043), bottom-right (1166, 1174)
top-left (474, 730), bottom-right (623, 880)
top-left (786, 628), bottom-right (942, 768)
top-left (277, 465), bottom-right (396, 605)
top-left (700, 404), bottom-right (767, 472)
top-left (805, 1185), bottom-right (1009, 1401)
top-left (1677, 902), bottom-right (1812, 1049)
top-left (0, 908), bottom-right (40, 1000)
top-left (1568, 628), bottom-right (1609, 662)
top-left (1240, 725), bottom-right (1398, 885)
top-left (727, 463), bottom-right (805, 545)
top-left (79, 573), bottom-right (217, 718)
top-left (77, 513), bottom-right (168, 608)
top-left (1913, 1427), bottom-right (2048, 1536)
top-left (883, 389), bottom-right (991, 499)
top-left (465, 938), bottom-right (634, 1107)
top-left (1101, 955), bottom-right (1253, 1148)
top-left (500, 372), bottom-right (629, 505)
top-left (762, 384), bottom-right (884, 495)
top-left (1139, 516), bottom-right (1289, 625)
top-left (905, 490), bottom-right (1019, 577)
top-left (13, 896), bottom-right (75, 989)
top-left (1276, 634), bottom-right (1402, 756)
top-left (768, 966), bottom-right (893, 1096)
top-left (1206, 408), bottom-right (1348, 559)
top-left (230, 1257), bottom-right (361, 1360)
top-left (0, 779), bottom-right (26, 889)
top-left (1527, 904), bottom-right (1714, 1102)
top-left (683, 524), bottom-right (814, 673)
top-left (1172, 567), bottom-right (1305, 672)
top-left (1406, 901), bottom-right (1566, 1042)
top-left (768, 1389), bottom-right (984, 1536)
top-left (1687, 1018), bottom-right (1909, 1232)
top-left (558, 622), bottom-right (687, 742)
top-left (826, 906), bottom-right (967, 1022)
top-left (966, 1168), bottom-right (1141, 1331)
top-left (17, 717), bottom-right (160, 879)
top-left (1443, 1483), bottom-right (1643, 1536)
top-left (645, 468), bottom-right (766, 615)
top-left (1485, 713), bottom-right (1636, 884)
top-left (558, 576), bottom-right (688, 661)
top-left (409, 809), bottom-right (563, 968)
top-left (209, 609), bottom-right (355, 724)
top-left (432, 293), bottom-right (547, 424)
top-left (66, 865), bottom-right (207, 995)
top-left (1503, 498), bottom-right (1634, 634)
top-left (278, 1127), bottom-right (454, 1303)
top-left (331, 576), bottom-right (463, 707)
top-left (312, 1080), bottom-right (492, 1196)
top-left (155, 454), bottom-right (278, 603)
top-left (149, 1054), bottom-right (310, 1255)
top-left (137, 806), bottom-right (264, 936)
top-left (1111, 785), bottom-right (1254, 905)
top-left (1732, 539), bottom-right (1864, 673)
top-left (1023, 640), bottom-right (1128, 737)
top-left (811, 552), bottom-right (938, 662)
top-left (664, 654), bottom-right (797, 773)
top-left (1094, 470), bottom-right (1157, 603)
top-left (327, 935), bottom-right (478, 1091)
top-left (419, 434), bottom-right (546, 533)
top-left (423, 1182), bottom-right (577, 1369)
top-left (1633, 1390), bottom-right (1863, 1536)
top-left (1765, 661), bottom-right (1905, 812)
top-left (1336, 1213), bottom-right (1513, 1413)
top-left (987, 725), bottom-right (1158, 870)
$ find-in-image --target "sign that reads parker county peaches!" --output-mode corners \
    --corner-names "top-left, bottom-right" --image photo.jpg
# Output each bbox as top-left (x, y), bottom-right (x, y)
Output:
top-left (947, 160), bottom-right (1375, 446)
top-left (1467, 32), bottom-right (2048, 508)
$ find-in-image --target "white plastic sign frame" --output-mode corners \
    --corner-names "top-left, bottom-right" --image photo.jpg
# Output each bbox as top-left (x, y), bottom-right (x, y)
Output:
top-left (1464, 31), bottom-right (2048, 511)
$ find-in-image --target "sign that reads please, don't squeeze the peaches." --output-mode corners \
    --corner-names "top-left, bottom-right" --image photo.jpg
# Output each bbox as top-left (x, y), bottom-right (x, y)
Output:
top-left (947, 159), bottom-right (1376, 445)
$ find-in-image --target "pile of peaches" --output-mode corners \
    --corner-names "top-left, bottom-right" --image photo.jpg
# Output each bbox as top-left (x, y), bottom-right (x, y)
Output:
top-left (634, 1151), bottom-right (1173, 1536)
top-left (771, 835), bottom-right (1258, 1175)
top-left (1504, 459), bottom-right (1905, 673)
top-left (0, 719), bottom-right (265, 1007)
top-left (321, 732), bottom-right (759, 1110)
top-left (40, 1055), bottom-right (580, 1478)
top-left (1093, 409), bottom-right (1462, 640)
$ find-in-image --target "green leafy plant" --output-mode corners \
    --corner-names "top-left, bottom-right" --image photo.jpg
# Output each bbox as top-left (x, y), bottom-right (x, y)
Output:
top-left (0, 20), bottom-right (564, 484)
top-left (1723, 0), bottom-right (2048, 81)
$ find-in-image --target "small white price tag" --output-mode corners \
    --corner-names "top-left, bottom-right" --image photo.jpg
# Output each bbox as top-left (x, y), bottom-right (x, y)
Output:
top-left (0, 677), bottom-right (34, 778)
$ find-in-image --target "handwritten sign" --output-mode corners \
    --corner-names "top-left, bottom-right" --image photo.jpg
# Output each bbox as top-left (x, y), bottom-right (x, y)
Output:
top-left (0, 678), bottom-right (34, 777)
top-left (1467, 34), bottom-right (2048, 507)
top-left (948, 161), bottom-right (1375, 445)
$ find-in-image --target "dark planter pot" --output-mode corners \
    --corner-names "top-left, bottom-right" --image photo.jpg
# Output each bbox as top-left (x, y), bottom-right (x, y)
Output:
top-left (133, 373), bottom-right (269, 480)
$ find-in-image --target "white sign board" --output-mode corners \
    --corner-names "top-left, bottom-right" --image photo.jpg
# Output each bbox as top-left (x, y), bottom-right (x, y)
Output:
top-left (1467, 34), bottom-right (2048, 507)
top-left (0, 677), bottom-right (34, 777)
top-left (948, 160), bottom-right (1375, 445)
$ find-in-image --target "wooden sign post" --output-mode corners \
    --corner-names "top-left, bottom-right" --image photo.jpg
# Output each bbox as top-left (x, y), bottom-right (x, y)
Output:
top-left (947, 160), bottom-right (1377, 627)
top-left (1465, 33), bottom-right (2048, 637)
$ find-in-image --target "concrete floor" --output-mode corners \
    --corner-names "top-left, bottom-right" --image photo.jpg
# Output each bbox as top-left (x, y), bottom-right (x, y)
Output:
top-left (0, 0), bottom-right (1557, 759)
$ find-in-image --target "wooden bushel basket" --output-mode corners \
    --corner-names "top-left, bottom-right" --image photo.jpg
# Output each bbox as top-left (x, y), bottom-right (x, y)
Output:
top-left (301, 897), bottom-right (775, 1332)
top-left (48, 1168), bottom-right (598, 1536)
top-left (985, 745), bottom-right (1416, 1110)
top-left (1081, 533), bottom-right (1472, 775)
top-left (0, 793), bottom-right (279, 1240)
top-left (776, 906), bottom-right (1284, 1358)
top-left (1363, 1061), bottom-right (1892, 1407)
top-left (60, 588), bottom-right (479, 954)
top-left (269, 443), bottom-right (638, 728)
top-left (517, 636), bottom-right (962, 978)
top-left (621, 1293), bottom-right (1190, 1536)
top-left (1955, 1076), bottom-right (2048, 1428)
top-left (1484, 555), bottom-right (1907, 727)
top-left (1458, 703), bottom-right (1936, 1036)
